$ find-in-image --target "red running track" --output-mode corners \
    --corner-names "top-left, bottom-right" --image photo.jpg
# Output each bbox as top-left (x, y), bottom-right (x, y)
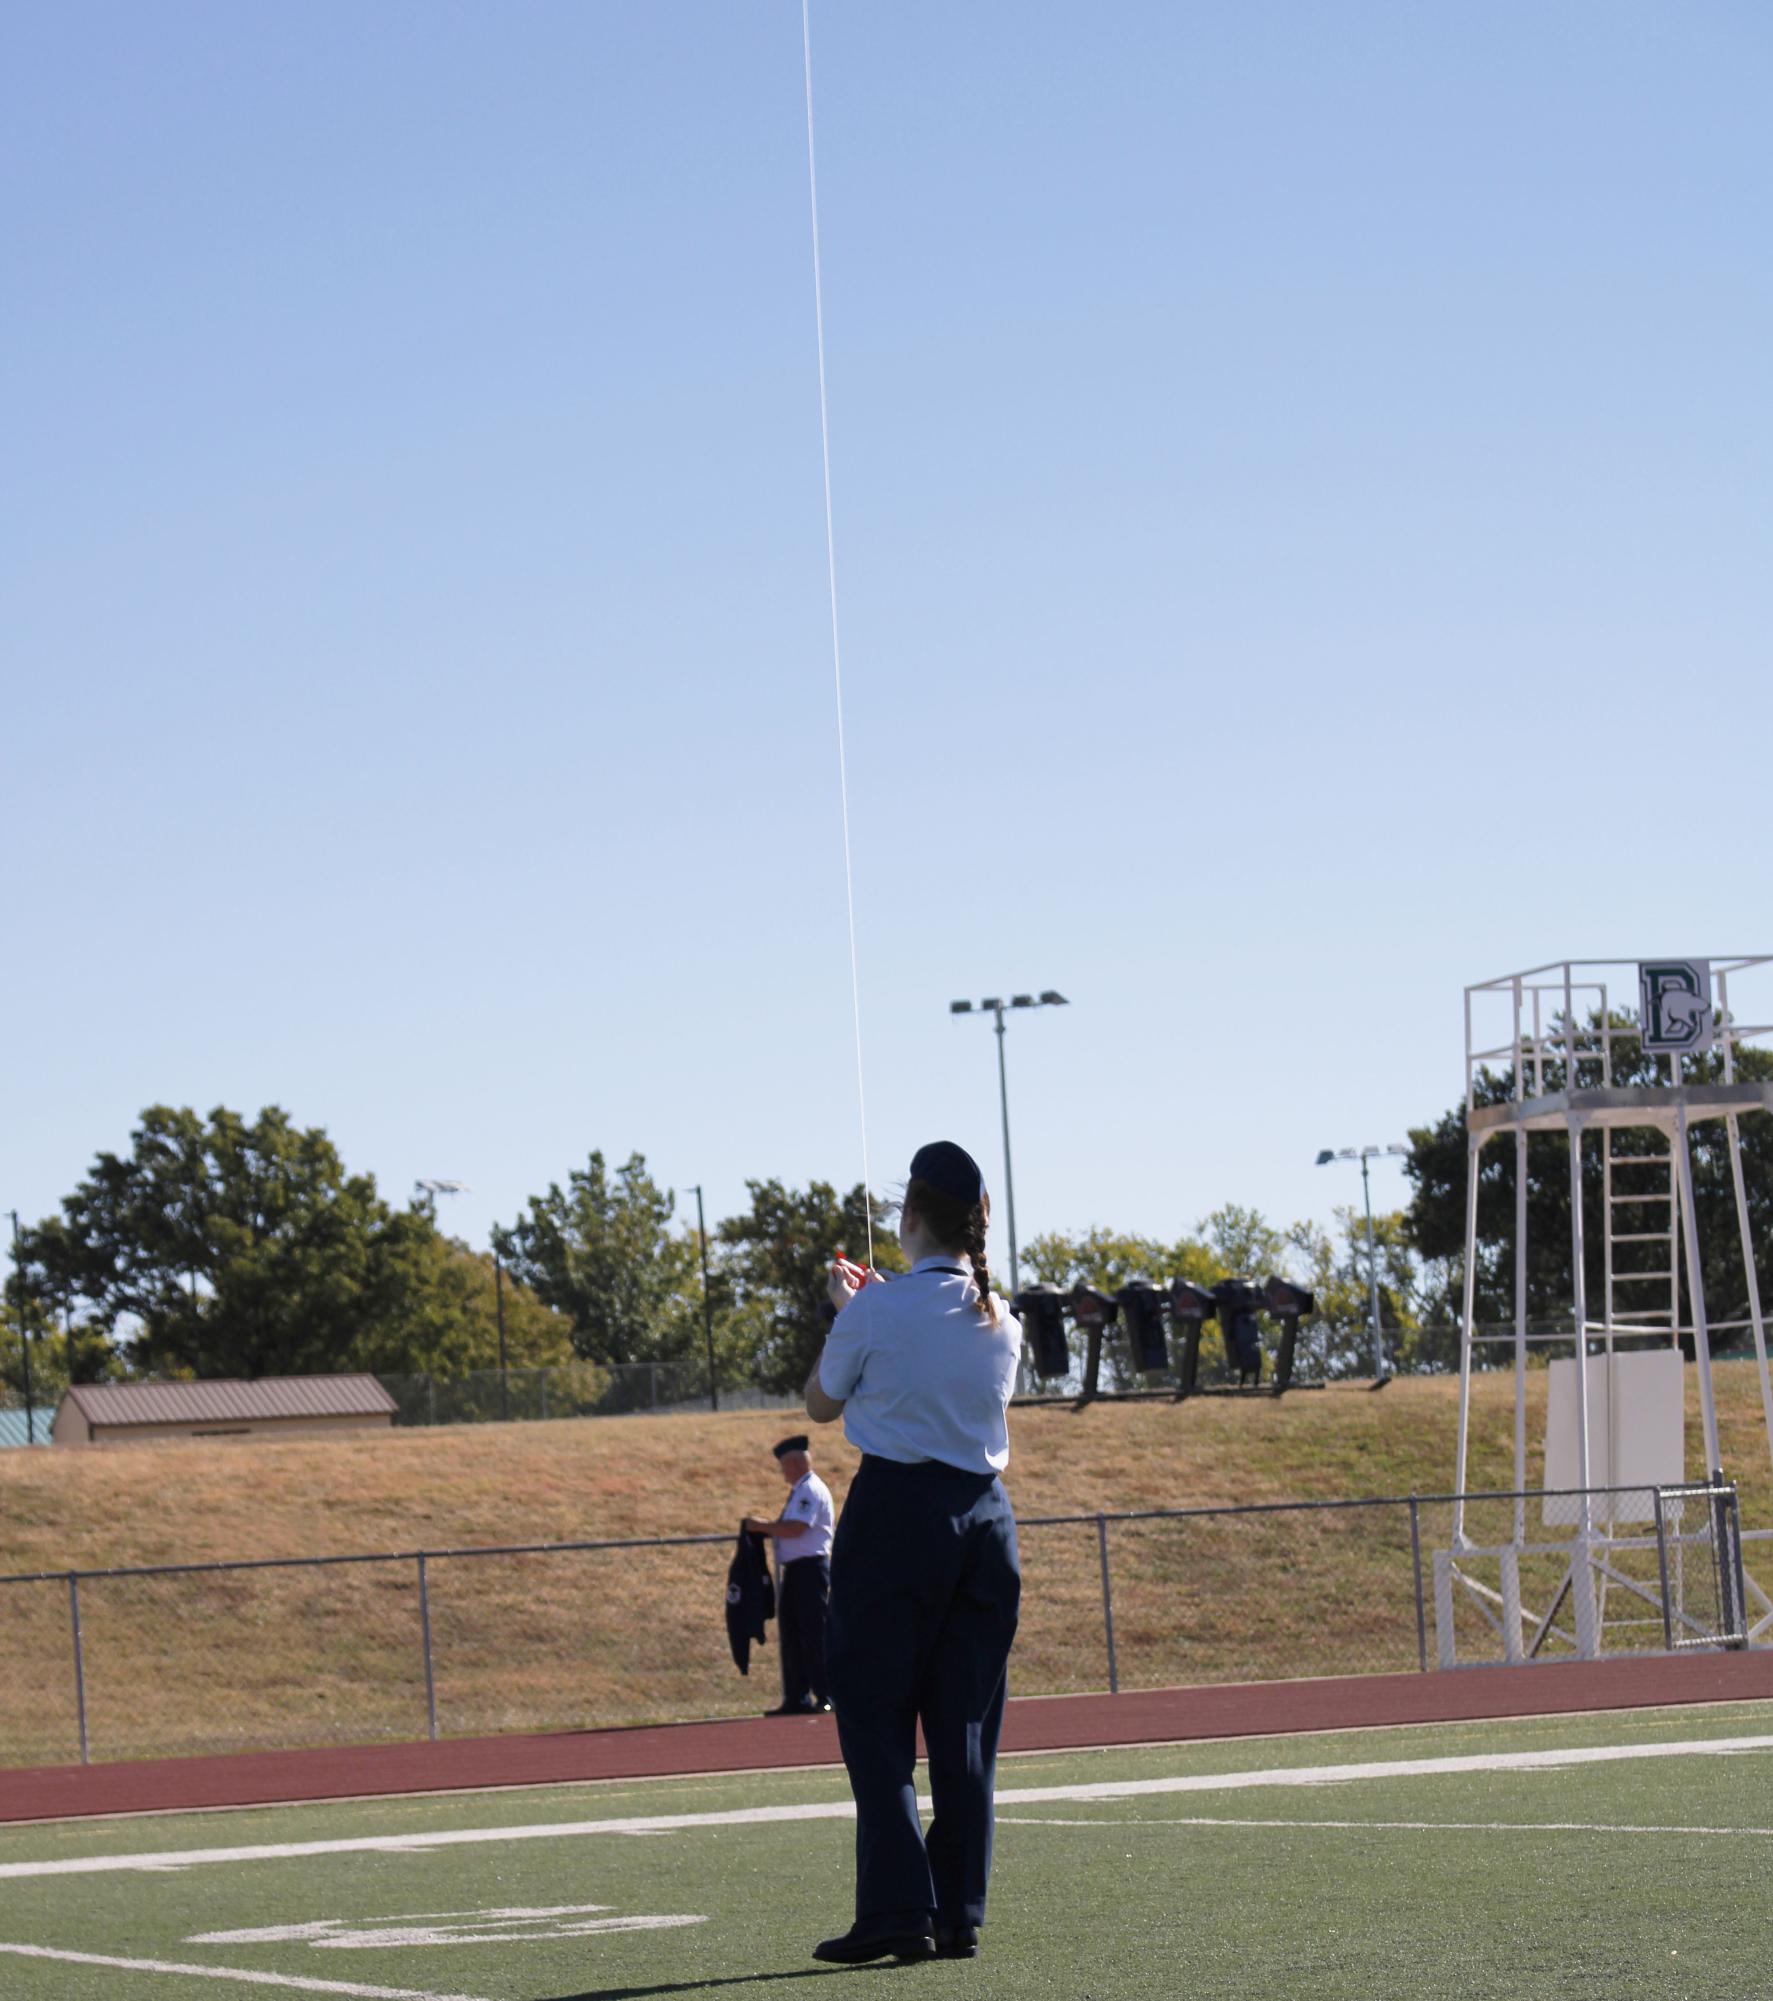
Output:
top-left (3, 1651), bottom-right (1767, 1825)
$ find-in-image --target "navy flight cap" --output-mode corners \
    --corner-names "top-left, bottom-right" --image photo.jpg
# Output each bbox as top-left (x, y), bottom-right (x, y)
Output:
top-left (909, 1140), bottom-right (986, 1206)
top-left (773, 1434), bottom-right (810, 1459)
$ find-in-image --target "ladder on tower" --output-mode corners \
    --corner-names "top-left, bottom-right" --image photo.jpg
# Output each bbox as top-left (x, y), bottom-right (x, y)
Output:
top-left (1603, 1134), bottom-right (1681, 1343)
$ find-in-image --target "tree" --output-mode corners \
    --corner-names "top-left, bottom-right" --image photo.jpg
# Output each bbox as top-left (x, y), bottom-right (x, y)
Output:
top-left (390, 1234), bottom-right (574, 1379)
top-left (1405, 1025), bottom-right (1773, 1348)
top-left (6, 1215), bottom-right (118, 1386)
top-left (1289, 1206), bottom-right (1428, 1376)
top-left (1023, 1226), bottom-right (1203, 1295)
top-left (12, 1106), bottom-right (420, 1376)
top-left (716, 1180), bottom-right (904, 1393)
top-left (9, 1104), bottom-right (558, 1381)
top-left (493, 1152), bottom-right (701, 1368)
top-left (1025, 1206), bottom-right (1337, 1299)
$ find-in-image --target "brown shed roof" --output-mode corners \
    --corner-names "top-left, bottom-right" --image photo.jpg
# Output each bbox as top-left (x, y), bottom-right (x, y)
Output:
top-left (62, 1375), bottom-right (397, 1428)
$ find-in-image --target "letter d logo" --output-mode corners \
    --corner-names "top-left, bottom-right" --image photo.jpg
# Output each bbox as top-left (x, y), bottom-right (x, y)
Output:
top-left (1639, 960), bottom-right (1713, 1053)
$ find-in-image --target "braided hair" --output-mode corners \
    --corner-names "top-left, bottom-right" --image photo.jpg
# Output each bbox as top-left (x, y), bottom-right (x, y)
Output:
top-left (905, 1177), bottom-right (998, 1323)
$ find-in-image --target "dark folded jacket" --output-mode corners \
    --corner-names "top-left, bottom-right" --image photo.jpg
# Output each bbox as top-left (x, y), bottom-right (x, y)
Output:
top-left (725, 1524), bottom-right (776, 1675)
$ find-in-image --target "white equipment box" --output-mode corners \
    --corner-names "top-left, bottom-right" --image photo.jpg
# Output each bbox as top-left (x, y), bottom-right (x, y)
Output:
top-left (1543, 1348), bottom-right (1685, 1523)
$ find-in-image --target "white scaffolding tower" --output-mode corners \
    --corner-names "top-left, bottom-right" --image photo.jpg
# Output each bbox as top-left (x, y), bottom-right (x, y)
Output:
top-left (1449, 957), bottom-right (1773, 1658)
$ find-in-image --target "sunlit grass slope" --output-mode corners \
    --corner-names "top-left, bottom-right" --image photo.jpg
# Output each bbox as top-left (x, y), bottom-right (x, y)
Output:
top-left (3, 1366), bottom-right (1769, 1574)
top-left (0, 1368), bottom-right (1766, 1766)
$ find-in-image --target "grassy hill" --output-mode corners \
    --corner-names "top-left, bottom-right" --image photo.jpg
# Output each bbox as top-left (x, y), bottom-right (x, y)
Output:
top-left (2, 1366), bottom-right (1767, 1768)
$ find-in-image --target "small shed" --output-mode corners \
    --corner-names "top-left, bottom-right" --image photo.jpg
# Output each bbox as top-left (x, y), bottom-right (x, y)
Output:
top-left (52, 1375), bottom-right (397, 1448)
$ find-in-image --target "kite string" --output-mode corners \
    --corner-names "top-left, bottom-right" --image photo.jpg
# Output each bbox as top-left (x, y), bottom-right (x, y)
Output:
top-left (801, 0), bottom-right (873, 1267)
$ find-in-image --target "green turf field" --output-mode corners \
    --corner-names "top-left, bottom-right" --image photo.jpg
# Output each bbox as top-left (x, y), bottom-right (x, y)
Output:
top-left (2, 1702), bottom-right (1768, 2001)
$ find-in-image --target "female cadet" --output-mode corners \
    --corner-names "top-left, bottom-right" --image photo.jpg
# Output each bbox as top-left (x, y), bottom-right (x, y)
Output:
top-left (802, 1139), bottom-right (1023, 1966)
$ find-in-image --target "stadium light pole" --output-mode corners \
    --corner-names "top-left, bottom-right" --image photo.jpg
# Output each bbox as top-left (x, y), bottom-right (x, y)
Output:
top-left (948, 991), bottom-right (1069, 1297)
top-left (1315, 1145), bottom-right (1409, 1381)
top-left (415, 1180), bottom-right (482, 1412)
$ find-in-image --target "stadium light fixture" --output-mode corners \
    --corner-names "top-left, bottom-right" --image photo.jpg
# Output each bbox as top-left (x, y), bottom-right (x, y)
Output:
top-left (1315, 1144), bottom-right (1410, 1381)
top-left (948, 989), bottom-right (1072, 1295)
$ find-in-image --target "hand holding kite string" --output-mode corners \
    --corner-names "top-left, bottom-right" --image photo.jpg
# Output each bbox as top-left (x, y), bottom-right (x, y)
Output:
top-left (827, 1253), bottom-right (883, 1312)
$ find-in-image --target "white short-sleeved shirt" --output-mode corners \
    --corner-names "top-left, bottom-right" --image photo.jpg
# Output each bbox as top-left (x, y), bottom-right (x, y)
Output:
top-left (817, 1256), bottom-right (1023, 1476)
top-left (781, 1469), bottom-right (834, 1562)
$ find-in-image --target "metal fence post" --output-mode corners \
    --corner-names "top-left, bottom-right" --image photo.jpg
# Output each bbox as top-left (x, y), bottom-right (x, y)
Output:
top-left (417, 1556), bottom-right (439, 1742)
top-left (1713, 1483), bottom-right (1745, 1647)
top-left (1408, 1498), bottom-right (1428, 1673)
top-left (1652, 1488), bottom-right (1674, 1651)
top-left (67, 1573), bottom-right (90, 1764)
top-left (1096, 1514), bottom-right (1119, 1695)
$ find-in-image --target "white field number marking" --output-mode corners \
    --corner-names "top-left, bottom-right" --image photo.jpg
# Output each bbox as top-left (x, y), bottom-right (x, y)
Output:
top-left (191, 1904), bottom-right (708, 1949)
top-left (1, 1732), bottom-right (1768, 1882)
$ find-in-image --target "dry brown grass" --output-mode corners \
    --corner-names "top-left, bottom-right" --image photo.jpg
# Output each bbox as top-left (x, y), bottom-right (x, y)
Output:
top-left (2, 1366), bottom-right (1766, 1767)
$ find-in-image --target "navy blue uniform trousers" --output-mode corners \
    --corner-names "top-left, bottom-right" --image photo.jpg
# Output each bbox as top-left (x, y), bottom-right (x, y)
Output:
top-left (826, 1454), bottom-right (1021, 1932)
top-left (778, 1554), bottom-right (830, 1708)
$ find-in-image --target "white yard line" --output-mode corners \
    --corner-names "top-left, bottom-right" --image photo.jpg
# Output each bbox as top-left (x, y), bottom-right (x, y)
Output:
top-left (0, 1803), bottom-right (856, 1882)
top-left (997, 1815), bottom-right (1773, 1836)
top-left (0, 1943), bottom-right (490, 2001)
top-left (987, 1732), bottom-right (1773, 1807)
top-left (2, 1733), bottom-right (1768, 1883)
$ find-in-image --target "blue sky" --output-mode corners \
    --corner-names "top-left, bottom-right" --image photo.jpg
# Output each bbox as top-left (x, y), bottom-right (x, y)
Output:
top-left (3, 1), bottom-right (1769, 1273)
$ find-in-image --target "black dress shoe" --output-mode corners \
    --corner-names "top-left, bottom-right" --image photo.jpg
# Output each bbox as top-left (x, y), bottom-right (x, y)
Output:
top-left (812, 1924), bottom-right (936, 1964)
top-left (934, 1923), bottom-right (979, 1958)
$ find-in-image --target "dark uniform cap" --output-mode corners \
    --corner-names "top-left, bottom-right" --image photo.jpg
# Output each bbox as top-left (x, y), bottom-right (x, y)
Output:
top-left (908, 1140), bottom-right (986, 1206)
top-left (773, 1434), bottom-right (811, 1459)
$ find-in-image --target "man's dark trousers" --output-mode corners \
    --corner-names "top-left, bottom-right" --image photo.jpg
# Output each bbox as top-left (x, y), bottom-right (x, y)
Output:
top-left (778, 1554), bottom-right (831, 1709)
top-left (826, 1455), bottom-right (1021, 1934)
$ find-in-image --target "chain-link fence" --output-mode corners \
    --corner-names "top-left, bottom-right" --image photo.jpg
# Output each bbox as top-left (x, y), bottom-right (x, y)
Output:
top-left (1, 1485), bottom-right (1762, 1770)
top-left (1426, 1483), bottom-right (1756, 1667)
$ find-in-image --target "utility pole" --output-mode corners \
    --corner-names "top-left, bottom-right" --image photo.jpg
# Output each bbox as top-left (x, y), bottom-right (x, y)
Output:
top-left (688, 1185), bottom-right (718, 1412)
top-left (8, 1211), bottom-right (35, 1445)
top-left (494, 1253), bottom-right (510, 1421)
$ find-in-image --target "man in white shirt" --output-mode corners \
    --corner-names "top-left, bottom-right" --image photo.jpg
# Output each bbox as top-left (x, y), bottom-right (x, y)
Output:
top-left (744, 1434), bottom-right (835, 1717)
